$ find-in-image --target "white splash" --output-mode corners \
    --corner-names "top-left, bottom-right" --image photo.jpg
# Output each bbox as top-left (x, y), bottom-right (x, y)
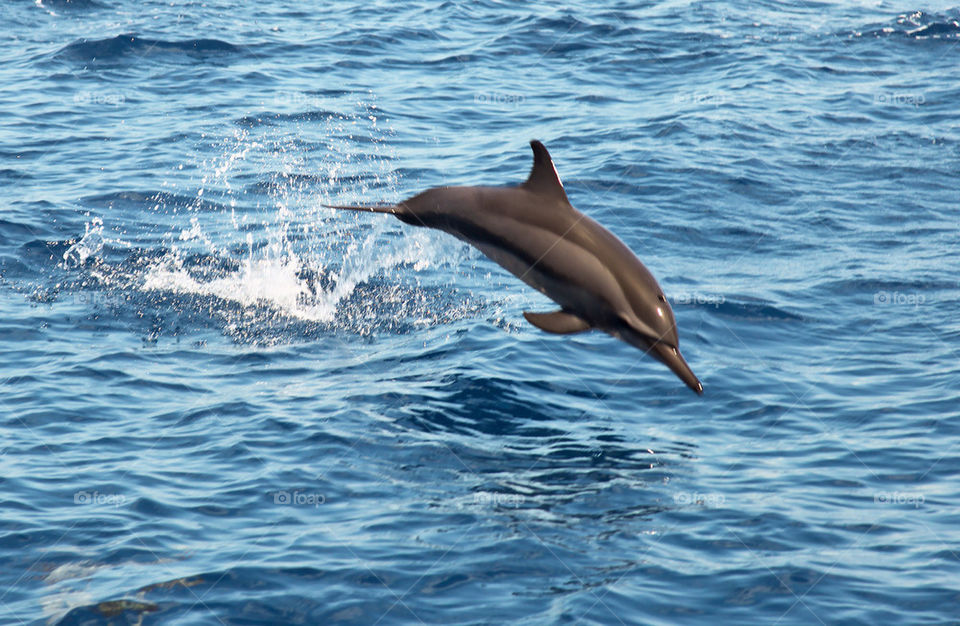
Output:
top-left (142, 249), bottom-right (322, 317)
top-left (62, 217), bottom-right (105, 267)
top-left (141, 215), bottom-right (445, 323)
top-left (65, 104), bottom-right (468, 337)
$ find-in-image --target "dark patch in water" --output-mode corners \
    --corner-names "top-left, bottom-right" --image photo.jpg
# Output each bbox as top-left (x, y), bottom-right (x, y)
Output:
top-left (233, 110), bottom-right (341, 128)
top-left (852, 11), bottom-right (960, 39)
top-left (82, 190), bottom-right (230, 213)
top-left (55, 33), bottom-right (242, 64)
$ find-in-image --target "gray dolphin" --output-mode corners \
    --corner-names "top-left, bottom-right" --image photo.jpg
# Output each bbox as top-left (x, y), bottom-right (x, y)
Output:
top-left (325, 141), bottom-right (703, 394)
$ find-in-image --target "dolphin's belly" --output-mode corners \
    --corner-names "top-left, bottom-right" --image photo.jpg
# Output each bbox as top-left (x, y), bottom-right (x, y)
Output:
top-left (432, 210), bottom-right (641, 327)
top-left (470, 234), bottom-right (627, 325)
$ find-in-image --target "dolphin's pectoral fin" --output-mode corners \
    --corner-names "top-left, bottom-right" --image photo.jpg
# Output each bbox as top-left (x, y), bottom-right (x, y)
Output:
top-left (523, 310), bottom-right (592, 334)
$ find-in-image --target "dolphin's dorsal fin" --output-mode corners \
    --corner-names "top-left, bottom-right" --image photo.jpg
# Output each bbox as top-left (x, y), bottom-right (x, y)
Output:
top-left (522, 140), bottom-right (569, 203)
top-left (523, 310), bottom-right (591, 334)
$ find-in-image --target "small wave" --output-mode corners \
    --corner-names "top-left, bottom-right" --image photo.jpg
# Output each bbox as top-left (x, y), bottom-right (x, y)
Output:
top-left (820, 277), bottom-right (956, 293)
top-left (55, 33), bottom-right (241, 64)
top-left (57, 599), bottom-right (158, 624)
top-left (393, 373), bottom-right (587, 437)
top-left (36, 0), bottom-right (108, 10)
top-left (0, 218), bottom-right (46, 247)
top-left (0, 168), bottom-right (30, 181)
top-left (905, 21), bottom-right (960, 38)
top-left (851, 11), bottom-right (960, 39)
top-left (699, 297), bottom-right (804, 321)
top-left (82, 190), bottom-right (230, 213)
top-left (233, 110), bottom-right (341, 128)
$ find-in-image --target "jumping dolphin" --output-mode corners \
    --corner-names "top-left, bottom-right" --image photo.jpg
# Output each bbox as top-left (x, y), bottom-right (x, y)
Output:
top-left (325, 141), bottom-right (703, 394)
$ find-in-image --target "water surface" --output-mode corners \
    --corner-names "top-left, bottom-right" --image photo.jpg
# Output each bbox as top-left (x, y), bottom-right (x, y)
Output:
top-left (2, 1), bottom-right (959, 623)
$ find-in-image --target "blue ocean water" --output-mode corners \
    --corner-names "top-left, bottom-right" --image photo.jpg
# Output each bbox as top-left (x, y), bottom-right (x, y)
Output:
top-left (2, 0), bottom-right (959, 623)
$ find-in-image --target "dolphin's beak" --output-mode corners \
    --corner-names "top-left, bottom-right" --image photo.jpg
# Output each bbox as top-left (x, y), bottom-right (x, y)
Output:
top-left (649, 342), bottom-right (703, 395)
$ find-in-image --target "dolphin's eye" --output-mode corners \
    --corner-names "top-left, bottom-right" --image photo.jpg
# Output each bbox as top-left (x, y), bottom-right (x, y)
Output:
top-left (657, 294), bottom-right (666, 303)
